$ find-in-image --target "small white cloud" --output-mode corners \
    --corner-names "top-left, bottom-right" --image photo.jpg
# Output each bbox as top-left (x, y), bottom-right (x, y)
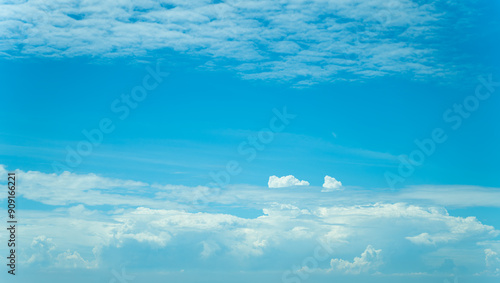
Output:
top-left (268, 175), bottom-right (309, 188)
top-left (322, 175), bottom-right (342, 192)
top-left (483, 249), bottom-right (500, 276)
top-left (54, 250), bottom-right (92, 269)
top-left (485, 249), bottom-right (499, 267)
top-left (405, 232), bottom-right (453, 245)
top-left (329, 245), bottom-right (382, 274)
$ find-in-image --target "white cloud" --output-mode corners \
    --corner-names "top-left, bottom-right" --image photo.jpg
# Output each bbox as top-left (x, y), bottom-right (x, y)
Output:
top-left (54, 250), bottom-right (94, 269)
top-left (0, 0), bottom-right (473, 84)
top-left (405, 232), bottom-right (453, 245)
top-left (268, 175), bottom-right (310, 188)
top-left (13, 200), bottom-right (498, 273)
top-left (26, 235), bottom-right (56, 265)
top-left (0, 165), bottom-right (184, 208)
top-left (485, 249), bottom-right (499, 268)
top-left (399, 185), bottom-right (500, 208)
top-left (200, 240), bottom-right (220, 259)
top-left (3, 165), bottom-right (499, 277)
top-left (25, 235), bottom-right (97, 269)
top-left (405, 215), bottom-right (498, 246)
top-left (329, 245), bottom-right (383, 274)
top-left (477, 248), bottom-right (500, 276)
top-left (322, 175), bottom-right (342, 192)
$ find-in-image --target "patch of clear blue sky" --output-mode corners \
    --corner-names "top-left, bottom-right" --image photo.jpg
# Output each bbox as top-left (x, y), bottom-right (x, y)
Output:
top-left (0, 53), bottom-right (499, 191)
top-left (0, 0), bottom-right (498, 190)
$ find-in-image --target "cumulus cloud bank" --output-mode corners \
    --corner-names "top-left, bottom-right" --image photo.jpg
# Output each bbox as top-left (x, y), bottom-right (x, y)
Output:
top-left (268, 175), bottom-right (310, 188)
top-left (17, 201), bottom-right (498, 273)
top-left (1, 165), bottom-right (499, 278)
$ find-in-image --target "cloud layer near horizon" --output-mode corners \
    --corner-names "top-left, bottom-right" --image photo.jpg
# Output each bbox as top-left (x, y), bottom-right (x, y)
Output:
top-left (1, 164), bottom-right (500, 278)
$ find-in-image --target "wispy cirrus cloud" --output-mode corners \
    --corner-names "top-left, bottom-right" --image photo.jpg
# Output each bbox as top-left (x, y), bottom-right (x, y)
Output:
top-left (0, 0), bottom-right (475, 84)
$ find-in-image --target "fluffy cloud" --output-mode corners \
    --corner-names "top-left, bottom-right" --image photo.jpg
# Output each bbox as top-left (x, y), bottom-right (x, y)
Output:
top-left (405, 215), bottom-right (498, 246)
top-left (0, 166), bottom-right (183, 208)
top-left (0, 0), bottom-right (473, 84)
top-left (26, 235), bottom-right (97, 269)
top-left (12, 201), bottom-right (498, 275)
top-left (268, 175), bottom-right (310, 188)
top-left (484, 248), bottom-right (500, 275)
top-left (485, 249), bottom-right (499, 267)
top-left (322, 175), bottom-right (342, 192)
top-left (329, 245), bottom-right (382, 274)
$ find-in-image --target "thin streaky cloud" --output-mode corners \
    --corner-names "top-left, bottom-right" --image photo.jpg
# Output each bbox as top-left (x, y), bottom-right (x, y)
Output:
top-left (0, 0), bottom-right (476, 84)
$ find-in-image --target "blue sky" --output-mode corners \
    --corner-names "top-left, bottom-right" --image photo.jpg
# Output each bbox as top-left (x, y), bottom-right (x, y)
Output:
top-left (0, 0), bottom-right (500, 282)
